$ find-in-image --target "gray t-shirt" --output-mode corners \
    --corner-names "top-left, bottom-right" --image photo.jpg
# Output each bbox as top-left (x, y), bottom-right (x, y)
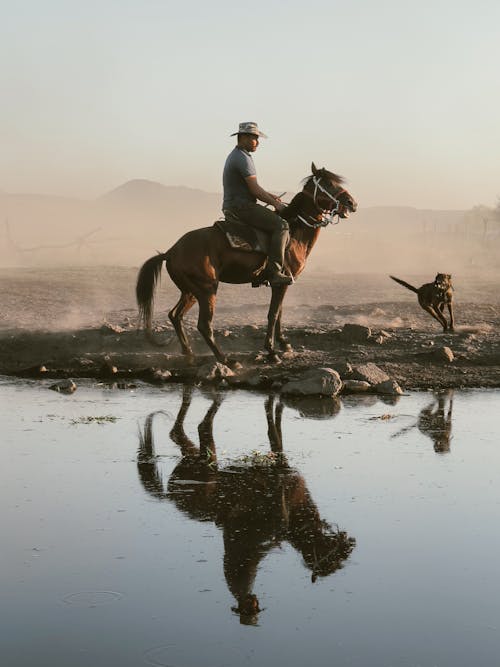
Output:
top-left (222, 147), bottom-right (257, 210)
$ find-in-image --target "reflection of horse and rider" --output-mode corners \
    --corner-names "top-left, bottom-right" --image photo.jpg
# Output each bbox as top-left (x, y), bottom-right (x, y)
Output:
top-left (137, 387), bottom-right (355, 625)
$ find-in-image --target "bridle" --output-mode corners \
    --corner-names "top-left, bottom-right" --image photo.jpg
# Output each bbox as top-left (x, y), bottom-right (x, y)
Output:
top-left (296, 176), bottom-right (347, 229)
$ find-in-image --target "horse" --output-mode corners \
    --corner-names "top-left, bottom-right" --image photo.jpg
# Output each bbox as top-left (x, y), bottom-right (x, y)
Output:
top-left (136, 163), bottom-right (357, 363)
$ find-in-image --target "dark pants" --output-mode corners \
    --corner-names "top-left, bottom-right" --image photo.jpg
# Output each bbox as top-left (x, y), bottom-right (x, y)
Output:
top-left (228, 203), bottom-right (289, 271)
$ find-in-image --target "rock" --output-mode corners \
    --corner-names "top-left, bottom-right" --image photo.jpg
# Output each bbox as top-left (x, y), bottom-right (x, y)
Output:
top-left (340, 323), bottom-right (372, 343)
top-left (281, 367), bottom-right (343, 397)
top-left (372, 335), bottom-right (386, 345)
top-left (49, 379), bottom-right (77, 394)
top-left (20, 364), bottom-right (48, 377)
top-left (332, 361), bottom-right (353, 378)
top-left (72, 358), bottom-right (95, 368)
top-left (197, 362), bottom-right (235, 381)
top-left (372, 331), bottom-right (392, 345)
top-left (77, 358), bottom-right (95, 368)
top-left (100, 322), bottom-right (125, 334)
top-left (374, 379), bottom-right (403, 395)
top-left (152, 369), bottom-right (172, 382)
top-left (432, 346), bottom-right (454, 363)
top-left (351, 362), bottom-right (390, 385)
top-left (343, 379), bottom-right (371, 393)
top-left (100, 355), bottom-right (118, 377)
top-left (227, 370), bottom-right (259, 387)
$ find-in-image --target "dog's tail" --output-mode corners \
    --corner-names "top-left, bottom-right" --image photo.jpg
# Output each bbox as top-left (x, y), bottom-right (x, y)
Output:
top-left (389, 275), bottom-right (418, 294)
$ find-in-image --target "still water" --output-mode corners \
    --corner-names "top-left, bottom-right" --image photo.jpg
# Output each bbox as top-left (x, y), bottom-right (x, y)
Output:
top-left (1, 379), bottom-right (499, 667)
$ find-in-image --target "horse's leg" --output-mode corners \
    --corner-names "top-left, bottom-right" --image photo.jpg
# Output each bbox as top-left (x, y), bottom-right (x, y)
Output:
top-left (264, 285), bottom-right (288, 360)
top-left (168, 292), bottom-right (196, 357)
top-left (275, 298), bottom-right (293, 351)
top-left (196, 288), bottom-right (227, 363)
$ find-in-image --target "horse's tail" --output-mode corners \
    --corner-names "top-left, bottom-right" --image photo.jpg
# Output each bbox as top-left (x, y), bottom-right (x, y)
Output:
top-left (136, 252), bottom-right (167, 332)
top-left (389, 275), bottom-right (418, 294)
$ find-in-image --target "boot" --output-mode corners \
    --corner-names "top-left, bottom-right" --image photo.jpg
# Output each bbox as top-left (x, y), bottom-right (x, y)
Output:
top-left (267, 265), bottom-right (293, 286)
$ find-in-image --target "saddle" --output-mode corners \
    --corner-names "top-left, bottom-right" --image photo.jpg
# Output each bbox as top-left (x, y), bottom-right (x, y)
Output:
top-left (214, 212), bottom-right (275, 287)
top-left (214, 211), bottom-right (271, 255)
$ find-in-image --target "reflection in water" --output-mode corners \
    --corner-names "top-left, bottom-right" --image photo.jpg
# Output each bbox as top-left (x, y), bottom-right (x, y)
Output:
top-left (280, 394), bottom-right (341, 419)
top-left (417, 390), bottom-right (454, 453)
top-left (392, 390), bottom-right (454, 454)
top-left (137, 387), bottom-right (355, 625)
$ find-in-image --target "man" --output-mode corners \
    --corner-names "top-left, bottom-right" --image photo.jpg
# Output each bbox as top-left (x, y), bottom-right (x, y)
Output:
top-left (222, 122), bottom-right (292, 286)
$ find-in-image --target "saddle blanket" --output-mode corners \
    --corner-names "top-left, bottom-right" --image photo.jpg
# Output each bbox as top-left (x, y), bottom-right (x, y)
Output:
top-left (214, 217), bottom-right (269, 254)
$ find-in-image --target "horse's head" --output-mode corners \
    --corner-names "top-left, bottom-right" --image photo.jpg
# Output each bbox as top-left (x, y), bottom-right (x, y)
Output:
top-left (303, 162), bottom-right (358, 221)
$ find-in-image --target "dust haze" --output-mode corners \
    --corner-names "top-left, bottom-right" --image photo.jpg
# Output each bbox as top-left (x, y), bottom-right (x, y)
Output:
top-left (1, 180), bottom-right (499, 332)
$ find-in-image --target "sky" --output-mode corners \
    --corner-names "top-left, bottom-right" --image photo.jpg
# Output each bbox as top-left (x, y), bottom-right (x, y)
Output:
top-left (1, 0), bottom-right (499, 209)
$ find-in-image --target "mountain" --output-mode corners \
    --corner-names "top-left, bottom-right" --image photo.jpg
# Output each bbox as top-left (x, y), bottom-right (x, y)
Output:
top-left (99, 178), bottom-right (220, 209)
top-left (0, 180), bottom-right (222, 266)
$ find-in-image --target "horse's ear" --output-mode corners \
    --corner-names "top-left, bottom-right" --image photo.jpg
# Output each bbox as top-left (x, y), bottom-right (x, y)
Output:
top-left (311, 162), bottom-right (318, 175)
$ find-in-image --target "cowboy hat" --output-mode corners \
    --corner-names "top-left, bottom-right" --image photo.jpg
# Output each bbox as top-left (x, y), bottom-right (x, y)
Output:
top-left (230, 122), bottom-right (268, 138)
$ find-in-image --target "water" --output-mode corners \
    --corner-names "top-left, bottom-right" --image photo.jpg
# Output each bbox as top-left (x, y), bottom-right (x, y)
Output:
top-left (1, 379), bottom-right (499, 667)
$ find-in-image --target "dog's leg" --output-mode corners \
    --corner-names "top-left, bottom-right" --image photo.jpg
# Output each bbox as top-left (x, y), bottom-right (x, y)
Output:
top-left (439, 300), bottom-right (455, 332)
top-left (422, 304), bottom-right (449, 331)
top-left (447, 301), bottom-right (455, 331)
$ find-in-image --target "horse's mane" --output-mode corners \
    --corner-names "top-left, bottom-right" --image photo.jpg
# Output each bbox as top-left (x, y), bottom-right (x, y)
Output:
top-left (300, 169), bottom-right (345, 188)
top-left (281, 192), bottom-right (306, 225)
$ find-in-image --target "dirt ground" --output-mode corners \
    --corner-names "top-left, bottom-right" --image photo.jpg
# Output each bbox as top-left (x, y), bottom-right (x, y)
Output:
top-left (1, 267), bottom-right (499, 389)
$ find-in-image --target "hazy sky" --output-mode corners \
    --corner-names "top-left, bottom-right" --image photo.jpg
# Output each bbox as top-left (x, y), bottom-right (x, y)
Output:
top-left (1, 0), bottom-right (499, 209)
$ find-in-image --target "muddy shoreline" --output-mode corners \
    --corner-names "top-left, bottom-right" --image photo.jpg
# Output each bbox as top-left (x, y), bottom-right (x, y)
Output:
top-left (1, 269), bottom-right (499, 391)
top-left (2, 312), bottom-right (499, 390)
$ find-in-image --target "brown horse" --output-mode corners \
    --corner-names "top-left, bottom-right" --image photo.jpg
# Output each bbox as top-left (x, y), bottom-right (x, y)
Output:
top-left (136, 163), bottom-right (357, 362)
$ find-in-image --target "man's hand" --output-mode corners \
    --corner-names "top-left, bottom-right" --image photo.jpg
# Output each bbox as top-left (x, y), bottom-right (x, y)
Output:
top-left (245, 176), bottom-right (286, 211)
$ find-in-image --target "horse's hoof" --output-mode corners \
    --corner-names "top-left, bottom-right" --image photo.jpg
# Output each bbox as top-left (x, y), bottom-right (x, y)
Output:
top-left (255, 350), bottom-right (281, 364)
top-left (279, 342), bottom-right (293, 352)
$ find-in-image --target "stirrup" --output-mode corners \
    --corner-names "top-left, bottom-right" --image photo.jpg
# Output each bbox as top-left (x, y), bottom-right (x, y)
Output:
top-left (268, 270), bottom-right (293, 286)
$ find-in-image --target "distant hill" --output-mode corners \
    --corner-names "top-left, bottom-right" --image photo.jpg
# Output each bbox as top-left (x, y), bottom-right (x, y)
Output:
top-left (99, 178), bottom-right (220, 210)
top-left (0, 180), bottom-right (222, 266)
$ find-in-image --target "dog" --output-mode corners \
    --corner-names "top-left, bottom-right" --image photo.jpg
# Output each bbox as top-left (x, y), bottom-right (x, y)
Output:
top-left (390, 273), bottom-right (455, 332)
